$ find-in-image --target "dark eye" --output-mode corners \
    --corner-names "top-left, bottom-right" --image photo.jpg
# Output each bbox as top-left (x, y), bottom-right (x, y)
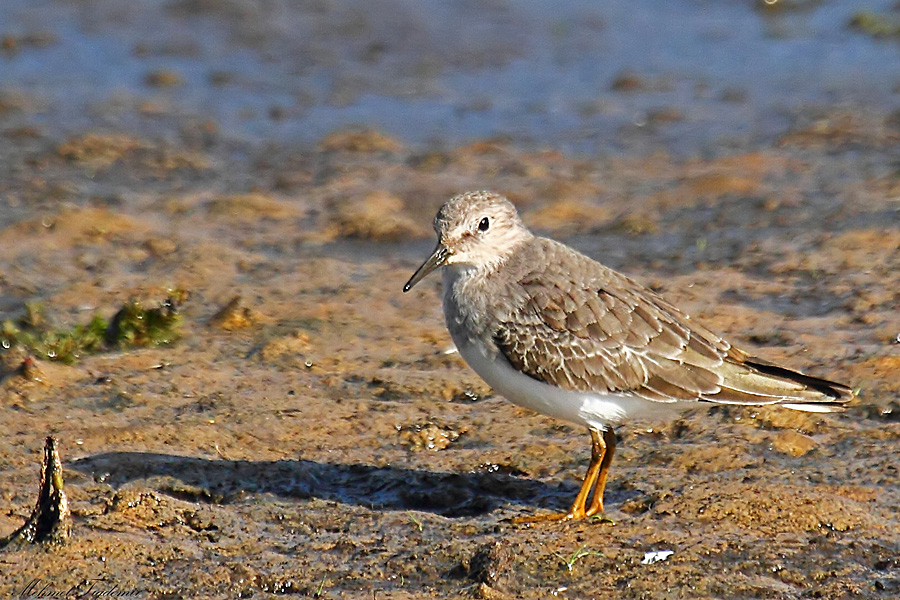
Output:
top-left (478, 217), bottom-right (490, 232)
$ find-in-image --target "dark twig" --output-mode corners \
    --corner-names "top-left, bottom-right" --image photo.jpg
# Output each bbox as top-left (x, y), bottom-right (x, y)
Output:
top-left (0, 436), bottom-right (70, 549)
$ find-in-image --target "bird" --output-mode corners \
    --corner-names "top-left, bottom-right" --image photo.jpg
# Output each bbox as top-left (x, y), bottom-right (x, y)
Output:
top-left (402, 190), bottom-right (852, 522)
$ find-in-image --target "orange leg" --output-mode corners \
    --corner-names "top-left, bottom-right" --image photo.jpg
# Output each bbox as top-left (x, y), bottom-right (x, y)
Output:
top-left (585, 429), bottom-right (616, 517)
top-left (514, 428), bottom-right (615, 523)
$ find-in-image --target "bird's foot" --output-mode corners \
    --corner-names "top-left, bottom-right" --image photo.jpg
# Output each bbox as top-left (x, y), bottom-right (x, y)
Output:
top-left (510, 505), bottom-right (613, 525)
top-left (511, 510), bottom-right (582, 524)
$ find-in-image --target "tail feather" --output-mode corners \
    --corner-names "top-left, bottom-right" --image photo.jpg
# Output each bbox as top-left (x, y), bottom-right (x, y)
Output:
top-left (780, 402), bottom-right (846, 413)
top-left (743, 358), bottom-right (854, 402)
top-left (700, 356), bottom-right (853, 411)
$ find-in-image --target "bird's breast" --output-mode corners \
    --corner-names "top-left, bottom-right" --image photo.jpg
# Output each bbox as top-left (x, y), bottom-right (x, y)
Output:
top-left (443, 266), bottom-right (493, 346)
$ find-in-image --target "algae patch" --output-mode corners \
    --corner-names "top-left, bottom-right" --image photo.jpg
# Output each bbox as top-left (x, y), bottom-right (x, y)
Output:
top-left (1, 292), bottom-right (186, 364)
top-left (849, 11), bottom-right (900, 38)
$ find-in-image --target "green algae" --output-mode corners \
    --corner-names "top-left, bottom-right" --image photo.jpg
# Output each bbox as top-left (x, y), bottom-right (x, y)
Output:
top-left (1, 292), bottom-right (186, 364)
top-left (849, 11), bottom-right (900, 38)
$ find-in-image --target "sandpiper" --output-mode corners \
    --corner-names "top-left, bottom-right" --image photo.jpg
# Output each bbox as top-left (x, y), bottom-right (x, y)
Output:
top-left (403, 191), bottom-right (852, 522)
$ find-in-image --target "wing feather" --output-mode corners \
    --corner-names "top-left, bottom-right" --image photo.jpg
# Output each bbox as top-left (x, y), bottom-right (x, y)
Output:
top-left (493, 239), bottom-right (851, 408)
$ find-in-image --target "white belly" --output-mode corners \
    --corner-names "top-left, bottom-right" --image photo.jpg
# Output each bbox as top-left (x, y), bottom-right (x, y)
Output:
top-left (454, 336), bottom-right (682, 431)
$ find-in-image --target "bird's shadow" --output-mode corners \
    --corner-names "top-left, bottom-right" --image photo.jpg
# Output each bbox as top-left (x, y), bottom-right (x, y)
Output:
top-left (69, 452), bottom-right (573, 518)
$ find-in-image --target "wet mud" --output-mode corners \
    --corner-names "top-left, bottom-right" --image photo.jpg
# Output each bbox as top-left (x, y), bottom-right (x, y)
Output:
top-left (1, 1), bottom-right (900, 599)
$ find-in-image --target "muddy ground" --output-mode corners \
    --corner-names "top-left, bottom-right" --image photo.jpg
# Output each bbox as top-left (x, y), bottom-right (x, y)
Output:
top-left (2, 2), bottom-right (900, 599)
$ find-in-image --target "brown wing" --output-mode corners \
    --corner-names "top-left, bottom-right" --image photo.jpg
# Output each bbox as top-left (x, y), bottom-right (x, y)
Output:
top-left (494, 251), bottom-right (851, 407)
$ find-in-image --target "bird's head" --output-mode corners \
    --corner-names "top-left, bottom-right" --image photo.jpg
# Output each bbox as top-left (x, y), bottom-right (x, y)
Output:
top-left (403, 191), bottom-right (531, 292)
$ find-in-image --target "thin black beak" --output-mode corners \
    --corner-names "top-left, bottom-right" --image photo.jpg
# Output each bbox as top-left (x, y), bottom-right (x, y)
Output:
top-left (403, 244), bottom-right (449, 292)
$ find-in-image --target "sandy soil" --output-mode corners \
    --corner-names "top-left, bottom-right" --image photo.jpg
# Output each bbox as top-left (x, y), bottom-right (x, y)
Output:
top-left (0, 120), bottom-right (897, 599)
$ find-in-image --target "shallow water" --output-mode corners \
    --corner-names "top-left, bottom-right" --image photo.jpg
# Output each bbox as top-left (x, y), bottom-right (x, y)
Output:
top-left (2, 0), bottom-right (900, 154)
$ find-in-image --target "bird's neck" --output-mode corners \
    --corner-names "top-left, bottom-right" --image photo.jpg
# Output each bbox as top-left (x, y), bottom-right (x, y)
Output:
top-left (442, 263), bottom-right (499, 351)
